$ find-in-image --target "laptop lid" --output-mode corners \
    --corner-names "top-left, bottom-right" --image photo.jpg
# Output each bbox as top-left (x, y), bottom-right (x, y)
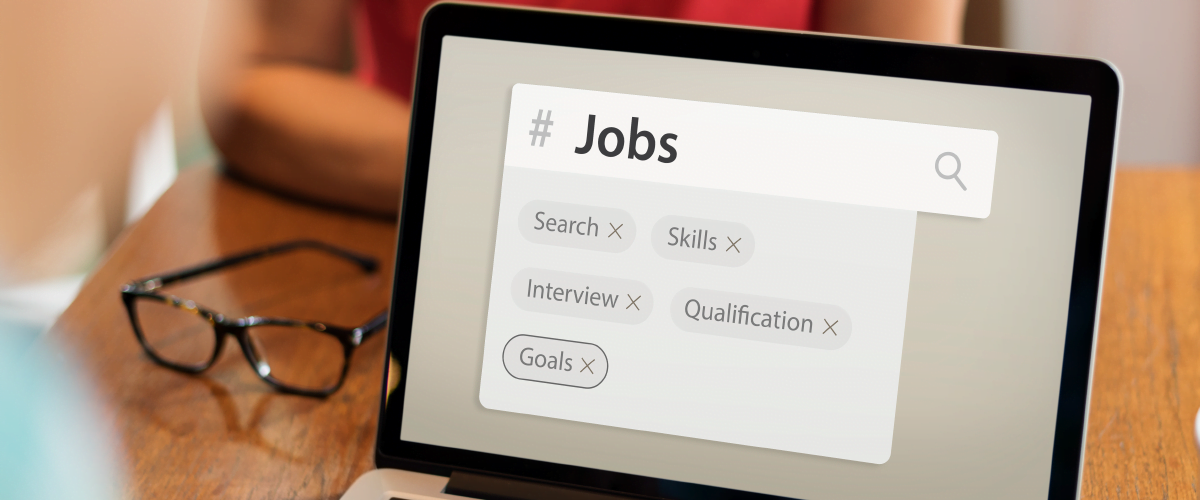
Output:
top-left (377, 4), bottom-right (1121, 499)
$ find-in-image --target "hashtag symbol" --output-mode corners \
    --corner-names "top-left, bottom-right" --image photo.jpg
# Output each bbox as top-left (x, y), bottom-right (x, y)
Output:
top-left (529, 109), bottom-right (553, 147)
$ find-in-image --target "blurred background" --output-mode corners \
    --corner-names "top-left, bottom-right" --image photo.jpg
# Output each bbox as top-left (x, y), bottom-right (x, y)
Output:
top-left (0, 1), bottom-right (1189, 498)
top-left (4, 0), bottom-right (1194, 339)
top-left (964, 0), bottom-right (1199, 165)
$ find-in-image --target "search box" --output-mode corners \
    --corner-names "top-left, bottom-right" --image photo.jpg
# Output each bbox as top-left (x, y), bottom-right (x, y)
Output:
top-left (504, 84), bottom-right (998, 218)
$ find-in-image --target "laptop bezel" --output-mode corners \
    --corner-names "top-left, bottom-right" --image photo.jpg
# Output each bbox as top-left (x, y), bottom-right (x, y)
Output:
top-left (377, 4), bottom-right (1121, 499)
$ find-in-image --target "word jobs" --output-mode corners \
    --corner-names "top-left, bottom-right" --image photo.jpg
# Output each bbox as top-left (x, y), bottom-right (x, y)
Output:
top-left (574, 115), bottom-right (678, 163)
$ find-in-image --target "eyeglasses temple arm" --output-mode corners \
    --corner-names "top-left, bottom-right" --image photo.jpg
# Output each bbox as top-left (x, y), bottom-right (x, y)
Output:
top-left (356, 311), bottom-right (389, 342)
top-left (136, 240), bottom-right (378, 289)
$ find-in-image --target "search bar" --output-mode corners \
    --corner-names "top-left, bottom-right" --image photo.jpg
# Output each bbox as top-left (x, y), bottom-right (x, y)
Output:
top-left (504, 84), bottom-right (998, 219)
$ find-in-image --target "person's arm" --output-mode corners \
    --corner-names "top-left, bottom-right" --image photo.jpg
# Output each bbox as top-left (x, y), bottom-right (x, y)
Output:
top-left (815, 0), bottom-right (968, 44)
top-left (202, 0), bottom-right (409, 216)
top-left (201, 0), bottom-right (964, 218)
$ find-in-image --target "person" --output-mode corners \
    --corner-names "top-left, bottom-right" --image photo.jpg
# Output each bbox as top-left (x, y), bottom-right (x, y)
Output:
top-left (1, 2), bottom-right (214, 498)
top-left (203, 0), bottom-right (966, 216)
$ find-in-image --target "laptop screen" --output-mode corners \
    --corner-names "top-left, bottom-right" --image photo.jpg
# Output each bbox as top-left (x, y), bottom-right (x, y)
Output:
top-left (395, 35), bottom-right (1092, 499)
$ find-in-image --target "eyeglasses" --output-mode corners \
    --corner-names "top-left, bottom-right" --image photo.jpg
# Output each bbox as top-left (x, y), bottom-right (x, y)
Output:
top-left (120, 240), bottom-right (388, 397)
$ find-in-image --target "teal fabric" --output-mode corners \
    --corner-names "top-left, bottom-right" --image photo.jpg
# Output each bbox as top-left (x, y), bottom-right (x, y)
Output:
top-left (0, 323), bottom-right (123, 500)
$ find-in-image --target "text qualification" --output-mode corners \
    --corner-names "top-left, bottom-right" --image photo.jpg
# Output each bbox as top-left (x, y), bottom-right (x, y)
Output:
top-left (684, 299), bottom-right (815, 333)
top-left (670, 288), bottom-right (851, 349)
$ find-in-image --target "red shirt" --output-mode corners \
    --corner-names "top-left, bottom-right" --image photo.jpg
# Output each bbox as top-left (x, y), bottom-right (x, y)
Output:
top-left (355, 0), bottom-right (814, 101)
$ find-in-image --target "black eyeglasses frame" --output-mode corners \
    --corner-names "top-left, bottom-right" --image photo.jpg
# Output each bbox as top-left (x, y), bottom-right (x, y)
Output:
top-left (119, 240), bottom-right (388, 398)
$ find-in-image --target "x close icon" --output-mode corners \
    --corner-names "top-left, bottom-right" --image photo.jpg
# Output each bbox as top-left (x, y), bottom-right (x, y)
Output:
top-left (726, 237), bottom-right (741, 253)
top-left (609, 223), bottom-right (623, 239)
top-left (823, 319), bottom-right (838, 335)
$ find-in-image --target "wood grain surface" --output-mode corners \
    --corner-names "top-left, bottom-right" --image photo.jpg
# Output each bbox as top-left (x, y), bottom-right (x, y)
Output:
top-left (1081, 168), bottom-right (1200, 499)
top-left (47, 166), bottom-right (396, 499)
top-left (44, 166), bottom-right (1200, 499)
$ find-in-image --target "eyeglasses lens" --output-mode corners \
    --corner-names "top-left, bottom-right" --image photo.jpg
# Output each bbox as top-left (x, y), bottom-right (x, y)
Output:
top-left (247, 325), bottom-right (346, 392)
top-left (134, 297), bottom-right (216, 369)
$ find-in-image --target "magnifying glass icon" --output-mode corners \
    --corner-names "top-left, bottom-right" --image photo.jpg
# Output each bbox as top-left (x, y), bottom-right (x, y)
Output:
top-left (935, 152), bottom-right (967, 191)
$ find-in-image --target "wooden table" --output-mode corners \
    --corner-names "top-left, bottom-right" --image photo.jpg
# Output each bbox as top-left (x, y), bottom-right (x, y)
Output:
top-left (48, 166), bottom-right (397, 499)
top-left (45, 166), bottom-right (1200, 498)
top-left (1080, 168), bottom-right (1200, 499)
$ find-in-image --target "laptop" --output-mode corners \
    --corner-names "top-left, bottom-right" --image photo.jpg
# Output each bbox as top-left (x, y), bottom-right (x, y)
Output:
top-left (343, 4), bottom-right (1122, 499)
